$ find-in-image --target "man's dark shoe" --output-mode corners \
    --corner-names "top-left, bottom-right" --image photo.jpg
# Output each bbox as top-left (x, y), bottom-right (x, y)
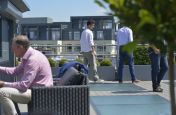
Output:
top-left (153, 87), bottom-right (163, 92)
top-left (119, 81), bottom-right (123, 83)
top-left (132, 79), bottom-right (140, 83)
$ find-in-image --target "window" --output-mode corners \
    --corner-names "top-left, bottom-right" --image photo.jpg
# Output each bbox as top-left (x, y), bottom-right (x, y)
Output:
top-left (16, 22), bottom-right (20, 35)
top-left (61, 24), bottom-right (68, 30)
top-left (51, 28), bottom-right (60, 40)
top-left (72, 21), bottom-right (79, 29)
top-left (97, 31), bottom-right (104, 40)
top-left (74, 31), bottom-right (80, 40)
top-left (69, 31), bottom-right (72, 40)
top-left (29, 28), bottom-right (38, 40)
top-left (79, 20), bottom-right (82, 29)
top-left (98, 20), bottom-right (113, 29)
top-left (22, 27), bottom-right (28, 36)
top-left (82, 20), bottom-right (87, 29)
top-left (103, 20), bottom-right (112, 29)
top-left (46, 28), bottom-right (50, 40)
top-left (98, 20), bottom-right (104, 29)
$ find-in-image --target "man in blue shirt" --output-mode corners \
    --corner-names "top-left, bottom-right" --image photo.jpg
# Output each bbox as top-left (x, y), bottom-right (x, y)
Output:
top-left (116, 25), bottom-right (140, 83)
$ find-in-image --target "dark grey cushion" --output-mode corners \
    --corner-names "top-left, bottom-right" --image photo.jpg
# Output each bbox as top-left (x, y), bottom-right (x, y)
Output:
top-left (59, 67), bottom-right (84, 85)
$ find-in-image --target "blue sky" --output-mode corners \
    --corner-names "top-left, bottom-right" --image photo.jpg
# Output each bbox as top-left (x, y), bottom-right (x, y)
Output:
top-left (23, 0), bottom-right (108, 22)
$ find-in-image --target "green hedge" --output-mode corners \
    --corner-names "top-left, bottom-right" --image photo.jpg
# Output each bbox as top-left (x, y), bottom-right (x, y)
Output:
top-left (100, 58), bottom-right (112, 66)
top-left (133, 46), bottom-right (151, 65)
top-left (48, 58), bottom-right (69, 67)
top-left (48, 58), bottom-right (57, 67)
top-left (59, 58), bottom-right (68, 67)
top-left (75, 58), bottom-right (84, 64)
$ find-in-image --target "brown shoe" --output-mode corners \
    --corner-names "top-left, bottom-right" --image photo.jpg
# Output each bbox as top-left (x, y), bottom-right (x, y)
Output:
top-left (132, 79), bottom-right (140, 83)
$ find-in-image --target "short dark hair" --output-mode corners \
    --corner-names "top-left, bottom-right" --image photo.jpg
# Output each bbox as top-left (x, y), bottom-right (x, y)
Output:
top-left (118, 21), bottom-right (125, 28)
top-left (87, 19), bottom-right (95, 26)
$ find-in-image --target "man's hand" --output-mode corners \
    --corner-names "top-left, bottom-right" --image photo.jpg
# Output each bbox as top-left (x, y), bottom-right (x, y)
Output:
top-left (0, 80), bottom-right (4, 88)
top-left (154, 48), bottom-right (160, 54)
top-left (92, 50), bottom-right (97, 56)
top-left (149, 44), bottom-right (160, 54)
top-left (91, 46), bottom-right (97, 56)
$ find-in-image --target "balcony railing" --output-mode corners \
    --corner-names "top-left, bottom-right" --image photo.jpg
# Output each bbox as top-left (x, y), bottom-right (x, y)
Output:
top-left (11, 43), bottom-right (176, 69)
top-left (31, 44), bottom-right (117, 63)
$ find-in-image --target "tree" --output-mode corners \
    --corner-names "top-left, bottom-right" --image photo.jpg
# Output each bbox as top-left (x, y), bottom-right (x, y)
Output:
top-left (95, 0), bottom-right (176, 114)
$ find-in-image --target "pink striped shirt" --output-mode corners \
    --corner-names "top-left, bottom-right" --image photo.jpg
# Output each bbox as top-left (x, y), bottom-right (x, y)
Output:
top-left (0, 47), bottom-right (53, 92)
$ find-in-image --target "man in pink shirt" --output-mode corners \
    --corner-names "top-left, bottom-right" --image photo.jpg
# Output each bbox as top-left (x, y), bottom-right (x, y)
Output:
top-left (0, 35), bottom-right (53, 115)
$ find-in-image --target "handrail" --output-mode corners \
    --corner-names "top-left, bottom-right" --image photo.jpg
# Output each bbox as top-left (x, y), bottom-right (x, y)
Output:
top-left (14, 44), bottom-right (176, 68)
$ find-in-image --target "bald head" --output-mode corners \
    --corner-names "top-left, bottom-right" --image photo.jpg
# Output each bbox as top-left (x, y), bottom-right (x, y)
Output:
top-left (13, 35), bottom-right (30, 50)
top-left (12, 35), bottom-right (30, 57)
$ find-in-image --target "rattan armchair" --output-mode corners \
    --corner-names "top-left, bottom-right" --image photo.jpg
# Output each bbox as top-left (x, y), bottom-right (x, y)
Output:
top-left (27, 73), bottom-right (89, 115)
top-left (28, 85), bottom-right (89, 115)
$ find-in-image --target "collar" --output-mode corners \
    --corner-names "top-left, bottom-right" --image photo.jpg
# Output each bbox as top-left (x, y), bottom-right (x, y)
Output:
top-left (22, 47), bottom-right (33, 60)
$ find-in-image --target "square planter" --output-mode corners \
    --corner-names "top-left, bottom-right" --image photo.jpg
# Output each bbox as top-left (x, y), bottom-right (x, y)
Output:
top-left (97, 66), bottom-right (116, 81)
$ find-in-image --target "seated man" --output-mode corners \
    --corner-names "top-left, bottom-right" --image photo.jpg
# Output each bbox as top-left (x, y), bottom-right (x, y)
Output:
top-left (0, 35), bottom-right (53, 115)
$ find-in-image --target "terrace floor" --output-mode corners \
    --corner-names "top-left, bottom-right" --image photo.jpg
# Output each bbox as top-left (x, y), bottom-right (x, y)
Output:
top-left (13, 80), bottom-right (175, 115)
top-left (89, 80), bottom-right (173, 115)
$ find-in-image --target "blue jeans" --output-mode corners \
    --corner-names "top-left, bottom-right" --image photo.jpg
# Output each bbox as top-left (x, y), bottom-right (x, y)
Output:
top-left (148, 47), bottom-right (168, 89)
top-left (117, 46), bottom-right (136, 82)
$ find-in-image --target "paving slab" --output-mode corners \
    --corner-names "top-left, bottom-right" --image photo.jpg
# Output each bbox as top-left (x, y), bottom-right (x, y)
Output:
top-left (16, 80), bottom-right (174, 115)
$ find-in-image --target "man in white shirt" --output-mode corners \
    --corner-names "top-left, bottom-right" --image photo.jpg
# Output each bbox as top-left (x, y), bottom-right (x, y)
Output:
top-left (80, 20), bottom-right (103, 82)
top-left (116, 25), bottom-right (140, 83)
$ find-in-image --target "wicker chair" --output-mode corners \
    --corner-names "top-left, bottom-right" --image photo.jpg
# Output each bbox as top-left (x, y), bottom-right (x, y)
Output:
top-left (27, 73), bottom-right (89, 115)
top-left (28, 85), bottom-right (89, 115)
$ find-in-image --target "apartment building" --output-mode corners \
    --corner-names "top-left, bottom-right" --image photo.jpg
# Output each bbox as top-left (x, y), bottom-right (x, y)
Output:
top-left (20, 16), bottom-right (117, 60)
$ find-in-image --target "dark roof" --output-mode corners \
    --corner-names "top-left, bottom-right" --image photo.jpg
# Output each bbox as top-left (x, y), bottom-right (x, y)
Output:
top-left (9, 0), bottom-right (30, 12)
top-left (71, 15), bottom-right (114, 19)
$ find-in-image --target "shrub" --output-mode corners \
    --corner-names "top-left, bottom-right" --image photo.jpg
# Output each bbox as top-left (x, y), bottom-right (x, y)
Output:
top-left (96, 60), bottom-right (100, 66)
top-left (75, 58), bottom-right (83, 64)
top-left (48, 58), bottom-right (57, 67)
top-left (59, 58), bottom-right (68, 67)
top-left (100, 58), bottom-right (112, 66)
top-left (75, 58), bottom-right (100, 66)
top-left (15, 58), bottom-right (21, 66)
top-left (133, 46), bottom-right (151, 65)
